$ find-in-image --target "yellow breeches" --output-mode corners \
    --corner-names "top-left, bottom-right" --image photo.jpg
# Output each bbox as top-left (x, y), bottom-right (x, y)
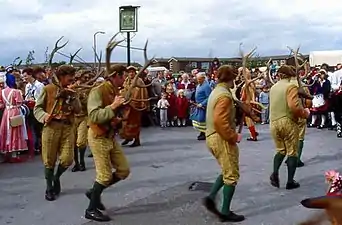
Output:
top-left (41, 121), bottom-right (75, 169)
top-left (270, 117), bottom-right (299, 157)
top-left (206, 133), bottom-right (239, 185)
top-left (245, 117), bottom-right (254, 127)
top-left (298, 118), bottom-right (307, 141)
top-left (88, 129), bottom-right (130, 187)
top-left (75, 116), bottom-right (88, 149)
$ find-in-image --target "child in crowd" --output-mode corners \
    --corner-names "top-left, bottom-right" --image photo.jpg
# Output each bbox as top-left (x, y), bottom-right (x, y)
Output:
top-left (259, 86), bottom-right (269, 124)
top-left (157, 92), bottom-right (170, 128)
top-left (176, 89), bottom-right (189, 126)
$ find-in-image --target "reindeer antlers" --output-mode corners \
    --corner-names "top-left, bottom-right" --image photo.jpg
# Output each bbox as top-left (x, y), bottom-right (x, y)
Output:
top-left (105, 32), bottom-right (125, 77)
top-left (287, 45), bottom-right (314, 88)
top-left (48, 36), bottom-right (69, 66)
top-left (69, 48), bottom-right (82, 64)
top-left (123, 40), bottom-right (156, 104)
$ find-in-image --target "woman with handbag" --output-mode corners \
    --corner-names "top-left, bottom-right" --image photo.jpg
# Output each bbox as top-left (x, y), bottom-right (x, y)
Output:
top-left (308, 69), bottom-right (331, 129)
top-left (0, 75), bottom-right (28, 163)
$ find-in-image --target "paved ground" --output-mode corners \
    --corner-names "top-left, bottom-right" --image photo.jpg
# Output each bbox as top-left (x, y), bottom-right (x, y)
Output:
top-left (0, 125), bottom-right (340, 225)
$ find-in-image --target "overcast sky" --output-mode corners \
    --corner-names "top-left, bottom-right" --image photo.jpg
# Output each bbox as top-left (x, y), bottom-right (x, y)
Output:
top-left (0, 0), bottom-right (341, 65)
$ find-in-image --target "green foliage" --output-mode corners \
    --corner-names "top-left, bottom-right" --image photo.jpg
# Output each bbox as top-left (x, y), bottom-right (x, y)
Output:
top-left (50, 61), bottom-right (66, 68)
top-left (25, 50), bottom-right (35, 65)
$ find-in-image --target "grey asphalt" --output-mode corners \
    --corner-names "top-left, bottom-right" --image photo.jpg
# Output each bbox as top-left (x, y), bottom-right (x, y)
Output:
top-left (0, 125), bottom-right (340, 225)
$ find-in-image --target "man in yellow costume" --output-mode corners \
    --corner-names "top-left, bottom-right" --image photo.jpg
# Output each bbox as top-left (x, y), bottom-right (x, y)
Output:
top-left (85, 65), bottom-right (130, 222)
top-left (202, 65), bottom-right (245, 222)
top-left (269, 65), bottom-right (310, 190)
top-left (34, 65), bottom-right (81, 201)
top-left (71, 70), bottom-right (90, 172)
top-left (285, 78), bottom-right (312, 168)
top-left (120, 66), bottom-right (149, 147)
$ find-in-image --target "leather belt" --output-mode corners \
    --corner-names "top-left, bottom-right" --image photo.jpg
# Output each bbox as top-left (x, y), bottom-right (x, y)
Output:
top-left (51, 118), bottom-right (71, 125)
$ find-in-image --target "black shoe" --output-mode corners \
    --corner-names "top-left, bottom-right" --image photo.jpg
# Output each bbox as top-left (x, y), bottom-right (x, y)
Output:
top-left (85, 209), bottom-right (111, 222)
top-left (85, 190), bottom-right (106, 211)
top-left (219, 211), bottom-right (245, 222)
top-left (286, 180), bottom-right (300, 190)
top-left (88, 153), bottom-right (93, 158)
top-left (297, 161), bottom-right (304, 168)
top-left (71, 164), bottom-right (80, 172)
top-left (122, 139), bottom-right (132, 146)
top-left (270, 173), bottom-right (280, 188)
top-left (317, 125), bottom-right (325, 129)
top-left (129, 141), bottom-right (141, 147)
top-left (53, 178), bottom-right (61, 196)
top-left (79, 164), bottom-right (86, 172)
top-left (197, 135), bottom-right (206, 140)
top-left (45, 190), bottom-right (56, 201)
top-left (246, 137), bottom-right (257, 141)
top-left (202, 197), bottom-right (220, 216)
top-left (328, 125), bottom-right (336, 130)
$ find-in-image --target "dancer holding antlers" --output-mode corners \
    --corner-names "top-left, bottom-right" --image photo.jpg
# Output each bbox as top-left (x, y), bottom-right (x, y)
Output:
top-left (269, 65), bottom-right (310, 190)
top-left (84, 33), bottom-right (155, 222)
top-left (238, 44), bottom-right (265, 141)
top-left (203, 65), bottom-right (245, 223)
top-left (33, 65), bottom-right (82, 201)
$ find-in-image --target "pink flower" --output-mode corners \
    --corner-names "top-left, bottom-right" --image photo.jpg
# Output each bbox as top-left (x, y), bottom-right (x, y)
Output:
top-left (325, 170), bottom-right (340, 183)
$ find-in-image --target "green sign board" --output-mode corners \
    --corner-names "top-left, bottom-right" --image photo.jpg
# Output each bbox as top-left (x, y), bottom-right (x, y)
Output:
top-left (119, 6), bottom-right (138, 32)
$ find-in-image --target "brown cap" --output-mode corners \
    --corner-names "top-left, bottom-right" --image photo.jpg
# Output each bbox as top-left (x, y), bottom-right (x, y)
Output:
top-left (277, 65), bottom-right (296, 78)
top-left (217, 65), bottom-right (237, 82)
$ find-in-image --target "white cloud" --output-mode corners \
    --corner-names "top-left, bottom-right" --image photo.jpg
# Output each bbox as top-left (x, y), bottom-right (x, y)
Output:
top-left (1, 0), bottom-right (342, 65)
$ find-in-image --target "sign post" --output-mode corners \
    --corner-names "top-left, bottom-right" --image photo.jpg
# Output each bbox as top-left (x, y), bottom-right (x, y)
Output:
top-left (119, 5), bottom-right (139, 66)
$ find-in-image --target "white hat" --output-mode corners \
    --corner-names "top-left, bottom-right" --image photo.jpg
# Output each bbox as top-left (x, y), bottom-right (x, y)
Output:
top-left (319, 69), bottom-right (327, 74)
top-left (96, 77), bottom-right (105, 82)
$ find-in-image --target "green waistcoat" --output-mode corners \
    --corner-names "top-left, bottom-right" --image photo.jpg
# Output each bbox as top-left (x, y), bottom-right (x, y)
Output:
top-left (269, 79), bottom-right (297, 122)
top-left (206, 83), bottom-right (236, 136)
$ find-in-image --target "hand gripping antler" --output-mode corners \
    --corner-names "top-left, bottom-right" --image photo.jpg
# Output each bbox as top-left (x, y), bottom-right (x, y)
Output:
top-left (48, 36), bottom-right (69, 66)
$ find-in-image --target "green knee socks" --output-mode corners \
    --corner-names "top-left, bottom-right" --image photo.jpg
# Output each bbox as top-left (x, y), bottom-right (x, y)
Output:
top-left (297, 140), bottom-right (304, 162)
top-left (273, 153), bottom-right (286, 174)
top-left (87, 182), bottom-right (106, 210)
top-left (55, 164), bottom-right (67, 179)
top-left (73, 148), bottom-right (79, 165)
top-left (79, 147), bottom-right (86, 165)
top-left (209, 174), bottom-right (224, 200)
top-left (221, 185), bottom-right (235, 215)
top-left (287, 156), bottom-right (298, 182)
top-left (44, 168), bottom-right (54, 191)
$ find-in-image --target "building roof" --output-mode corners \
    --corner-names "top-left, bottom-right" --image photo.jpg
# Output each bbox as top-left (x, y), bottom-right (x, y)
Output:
top-left (18, 62), bottom-right (142, 69)
top-left (167, 57), bottom-right (241, 63)
top-left (164, 55), bottom-right (309, 63)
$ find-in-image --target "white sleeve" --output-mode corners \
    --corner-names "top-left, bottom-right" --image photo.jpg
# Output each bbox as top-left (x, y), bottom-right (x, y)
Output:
top-left (34, 83), bottom-right (44, 100)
